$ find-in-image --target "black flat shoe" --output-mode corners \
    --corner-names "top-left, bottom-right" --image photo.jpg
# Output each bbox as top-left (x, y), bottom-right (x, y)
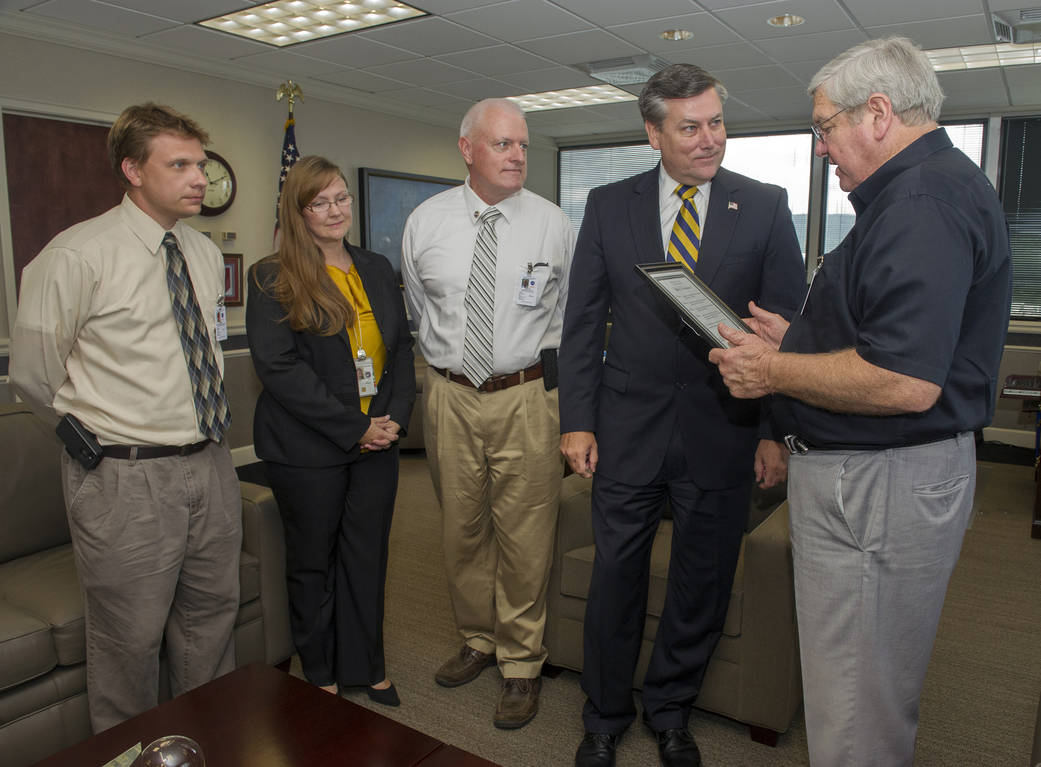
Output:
top-left (367, 682), bottom-right (400, 707)
top-left (655, 728), bottom-right (701, 767)
top-left (574, 731), bottom-right (617, 767)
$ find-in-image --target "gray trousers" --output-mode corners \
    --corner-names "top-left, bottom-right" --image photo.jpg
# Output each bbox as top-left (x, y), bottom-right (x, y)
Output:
top-left (61, 441), bottom-right (242, 732)
top-left (788, 432), bottom-right (975, 767)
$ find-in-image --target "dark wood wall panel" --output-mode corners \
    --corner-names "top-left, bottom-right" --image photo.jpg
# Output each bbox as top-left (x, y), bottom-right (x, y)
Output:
top-left (4, 113), bottom-right (123, 294)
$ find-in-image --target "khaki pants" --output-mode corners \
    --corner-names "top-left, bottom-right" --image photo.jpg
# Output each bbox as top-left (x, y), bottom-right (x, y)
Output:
top-left (61, 441), bottom-right (241, 732)
top-left (423, 368), bottom-right (562, 678)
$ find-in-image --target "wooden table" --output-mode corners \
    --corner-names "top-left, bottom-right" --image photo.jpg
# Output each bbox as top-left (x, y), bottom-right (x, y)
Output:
top-left (32, 664), bottom-right (499, 767)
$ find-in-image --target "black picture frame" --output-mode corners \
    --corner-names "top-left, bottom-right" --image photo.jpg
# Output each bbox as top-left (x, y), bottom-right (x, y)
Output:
top-left (358, 167), bottom-right (462, 279)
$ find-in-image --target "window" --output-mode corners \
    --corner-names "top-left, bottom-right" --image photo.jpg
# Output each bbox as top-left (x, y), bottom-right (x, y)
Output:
top-left (820, 121), bottom-right (986, 254)
top-left (1000, 116), bottom-right (1041, 320)
top-left (558, 133), bottom-right (813, 259)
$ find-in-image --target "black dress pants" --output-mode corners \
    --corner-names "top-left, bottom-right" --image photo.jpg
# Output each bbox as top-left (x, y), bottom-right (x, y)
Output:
top-left (266, 446), bottom-right (398, 688)
top-left (581, 427), bottom-right (749, 734)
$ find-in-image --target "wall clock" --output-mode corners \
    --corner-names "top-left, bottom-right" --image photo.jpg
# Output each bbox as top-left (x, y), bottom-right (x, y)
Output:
top-left (201, 150), bottom-right (236, 216)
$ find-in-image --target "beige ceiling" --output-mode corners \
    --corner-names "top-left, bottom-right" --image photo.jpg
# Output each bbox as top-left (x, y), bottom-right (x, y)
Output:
top-left (1, 0), bottom-right (1039, 140)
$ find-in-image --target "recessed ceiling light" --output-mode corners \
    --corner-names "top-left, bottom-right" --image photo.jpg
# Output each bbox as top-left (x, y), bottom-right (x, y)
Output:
top-left (660, 29), bottom-right (693, 42)
top-left (507, 85), bottom-right (638, 112)
top-left (925, 41), bottom-right (1041, 71)
top-left (197, 0), bottom-right (426, 47)
top-left (767, 13), bottom-right (805, 28)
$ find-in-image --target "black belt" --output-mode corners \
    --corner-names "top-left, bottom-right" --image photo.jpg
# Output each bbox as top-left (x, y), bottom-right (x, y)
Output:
top-left (784, 433), bottom-right (958, 455)
top-left (432, 361), bottom-right (543, 393)
top-left (101, 440), bottom-right (210, 460)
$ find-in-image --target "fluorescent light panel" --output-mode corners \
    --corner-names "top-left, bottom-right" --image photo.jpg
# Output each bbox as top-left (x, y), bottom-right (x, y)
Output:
top-left (926, 41), bottom-right (1041, 71)
top-left (508, 85), bottom-right (637, 112)
top-left (198, 0), bottom-right (426, 47)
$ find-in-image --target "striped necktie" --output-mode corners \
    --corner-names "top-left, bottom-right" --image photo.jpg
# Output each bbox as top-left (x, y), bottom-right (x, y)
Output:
top-left (461, 206), bottom-right (502, 388)
top-left (162, 232), bottom-right (231, 442)
top-left (667, 184), bottom-right (700, 272)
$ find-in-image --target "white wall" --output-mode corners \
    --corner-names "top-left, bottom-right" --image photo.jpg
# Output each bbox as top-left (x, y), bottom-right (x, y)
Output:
top-left (0, 31), bottom-right (559, 341)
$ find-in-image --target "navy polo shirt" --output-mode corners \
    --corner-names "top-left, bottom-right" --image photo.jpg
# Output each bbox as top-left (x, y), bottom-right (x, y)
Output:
top-left (774, 128), bottom-right (1011, 449)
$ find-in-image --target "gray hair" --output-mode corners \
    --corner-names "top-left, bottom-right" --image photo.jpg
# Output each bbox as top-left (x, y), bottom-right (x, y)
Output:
top-left (459, 98), bottom-right (526, 139)
top-left (808, 37), bottom-right (944, 126)
top-left (638, 64), bottom-right (729, 128)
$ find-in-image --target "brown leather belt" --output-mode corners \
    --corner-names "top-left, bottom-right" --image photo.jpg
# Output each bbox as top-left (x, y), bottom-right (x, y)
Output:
top-left (102, 440), bottom-right (210, 460)
top-left (432, 361), bottom-right (543, 393)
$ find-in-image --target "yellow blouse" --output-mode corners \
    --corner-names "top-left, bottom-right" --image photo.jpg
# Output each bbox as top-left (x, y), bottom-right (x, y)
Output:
top-left (325, 264), bottom-right (386, 414)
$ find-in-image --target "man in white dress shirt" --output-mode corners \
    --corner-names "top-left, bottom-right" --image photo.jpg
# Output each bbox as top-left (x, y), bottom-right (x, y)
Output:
top-left (10, 103), bottom-right (240, 733)
top-left (402, 98), bottom-right (574, 729)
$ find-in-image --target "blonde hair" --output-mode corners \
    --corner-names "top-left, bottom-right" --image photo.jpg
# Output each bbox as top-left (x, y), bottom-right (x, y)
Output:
top-left (255, 156), bottom-right (356, 335)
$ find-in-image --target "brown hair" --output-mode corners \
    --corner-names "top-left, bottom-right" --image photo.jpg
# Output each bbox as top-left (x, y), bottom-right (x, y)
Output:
top-left (256, 156), bottom-right (356, 335)
top-left (107, 103), bottom-right (209, 187)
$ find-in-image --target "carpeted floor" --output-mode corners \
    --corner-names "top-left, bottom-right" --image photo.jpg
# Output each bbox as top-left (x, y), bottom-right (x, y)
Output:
top-left (267, 453), bottom-right (1041, 766)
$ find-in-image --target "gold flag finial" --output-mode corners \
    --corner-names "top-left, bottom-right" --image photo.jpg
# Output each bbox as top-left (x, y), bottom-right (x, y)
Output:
top-left (276, 80), bottom-right (304, 115)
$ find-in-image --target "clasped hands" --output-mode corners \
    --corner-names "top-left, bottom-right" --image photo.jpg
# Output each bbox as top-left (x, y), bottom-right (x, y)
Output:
top-left (360, 414), bottom-right (400, 451)
top-left (708, 301), bottom-right (789, 399)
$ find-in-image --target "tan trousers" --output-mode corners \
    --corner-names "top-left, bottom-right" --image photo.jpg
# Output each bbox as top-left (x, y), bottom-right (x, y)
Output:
top-left (423, 367), bottom-right (562, 678)
top-left (61, 441), bottom-right (241, 733)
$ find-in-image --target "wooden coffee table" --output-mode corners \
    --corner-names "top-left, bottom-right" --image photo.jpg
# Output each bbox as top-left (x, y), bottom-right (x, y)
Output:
top-left (32, 663), bottom-right (499, 766)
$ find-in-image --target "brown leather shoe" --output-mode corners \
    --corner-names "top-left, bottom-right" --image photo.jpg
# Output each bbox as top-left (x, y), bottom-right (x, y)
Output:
top-left (493, 677), bottom-right (541, 729)
top-left (435, 644), bottom-right (496, 687)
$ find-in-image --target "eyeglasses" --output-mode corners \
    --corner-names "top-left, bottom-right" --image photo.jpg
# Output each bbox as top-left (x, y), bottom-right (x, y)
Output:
top-left (305, 193), bottom-right (353, 214)
top-left (810, 105), bottom-right (853, 142)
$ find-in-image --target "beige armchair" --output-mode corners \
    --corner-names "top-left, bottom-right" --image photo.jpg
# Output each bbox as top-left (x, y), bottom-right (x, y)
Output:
top-left (0, 403), bottom-right (293, 767)
top-left (544, 473), bottom-right (802, 745)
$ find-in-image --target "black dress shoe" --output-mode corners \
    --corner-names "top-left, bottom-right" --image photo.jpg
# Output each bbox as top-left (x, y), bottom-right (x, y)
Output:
top-left (367, 682), bottom-right (400, 707)
top-left (655, 728), bottom-right (701, 767)
top-left (575, 732), bottom-right (617, 767)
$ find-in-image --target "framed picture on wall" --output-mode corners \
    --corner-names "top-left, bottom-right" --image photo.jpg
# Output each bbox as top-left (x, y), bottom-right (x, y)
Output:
top-left (223, 253), bottom-right (243, 306)
top-left (358, 168), bottom-right (462, 279)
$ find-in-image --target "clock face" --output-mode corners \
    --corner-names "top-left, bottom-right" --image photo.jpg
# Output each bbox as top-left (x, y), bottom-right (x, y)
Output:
top-left (200, 150), bottom-right (236, 216)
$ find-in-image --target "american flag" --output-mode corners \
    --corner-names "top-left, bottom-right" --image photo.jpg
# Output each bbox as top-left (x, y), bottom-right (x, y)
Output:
top-left (276, 114), bottom-right (301, 230)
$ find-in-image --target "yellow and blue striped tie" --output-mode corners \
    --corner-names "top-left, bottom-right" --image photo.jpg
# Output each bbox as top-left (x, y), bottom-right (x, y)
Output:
top-left (667, 184), bottom-right (700, 272)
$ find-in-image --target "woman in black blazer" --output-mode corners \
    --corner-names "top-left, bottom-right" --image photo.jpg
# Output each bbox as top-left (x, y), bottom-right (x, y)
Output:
top-left (247, 156), bottom-right (415, 706)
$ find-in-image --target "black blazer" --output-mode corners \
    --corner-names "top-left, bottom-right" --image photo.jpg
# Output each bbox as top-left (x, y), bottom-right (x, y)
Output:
top-left (558, 165), bottom-right (806, 489)
top-left (247, 245), bottom-right (416, 467)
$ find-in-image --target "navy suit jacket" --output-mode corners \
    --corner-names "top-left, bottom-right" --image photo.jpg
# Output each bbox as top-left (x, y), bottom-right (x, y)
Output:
top-left (558, 165), bottom-right (805, 489)
top-left (247, 246), bottom-right (415, 467)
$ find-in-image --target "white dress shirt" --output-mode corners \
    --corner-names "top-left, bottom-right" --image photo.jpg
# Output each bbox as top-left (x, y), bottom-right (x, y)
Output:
top-left (402, 179), bottom-right (575, 375)
top-left (658, 165), bottom-right (712, 255)
top-left (11, 194), bottom-right (225, 445)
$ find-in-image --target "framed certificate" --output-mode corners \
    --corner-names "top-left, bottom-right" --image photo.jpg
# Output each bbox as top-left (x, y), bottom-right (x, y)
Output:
top-left (635, 262), bottom-right (750, 348)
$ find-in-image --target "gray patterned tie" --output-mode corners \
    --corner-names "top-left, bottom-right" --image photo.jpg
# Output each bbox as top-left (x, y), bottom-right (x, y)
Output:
top-left (461, 207), bottom-right (502, 388)
top-left (163, 232), bottom-right (231, 442)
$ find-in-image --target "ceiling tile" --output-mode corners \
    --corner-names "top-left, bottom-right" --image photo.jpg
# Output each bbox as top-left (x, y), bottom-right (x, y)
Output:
top-left (141, 23), bottom-right (271, 58)
top-left (937, 67), bottom-right (1007, 93)
top-left (515, 29), bottom-right (643, 65)
top-left (496, 66), bottom-right (599, 91)
top-left (721, 101), bottom-right (773, 127)
top-left (735, 85), bottom-right (812, 121)
top-left (377, 86), bottom-right (475, 108)
top-left (580, 101), bottom-right (642, 121)
top-left (942, 90), bottom-right (1010, 111)
top-left (608, 13), bottom-right (739, 52)
top-left (523, 106), bottom-right (606, 126)
top-left (783, 59), bottom-right (831, 84)
top-left (666, 42), bottom-right (772, 71)
top-left (1003, 62), bottom-right (1041, 86)
top-left (357, 17), bottom-right (497, 56)
top-left (864, 15), bottom-right (993, 50)
top-left (312, 68), bottom-right (410, 93)
top-left (713, 64), bottom-right (802, 92)
top-left (434, 44), bottom-right (553, 77)
top-left (1006, 84), bottom-right (1041, 106)
top-left (27, 0), bottom-right (178, 35)
top-left (433, 77), bottom-right (526, 99)
top-left (367, 57), bottom-right (474, 85)
top-left (716, 0), bottom-right (856, 40)
top-left (103, 0), bottom-right (252, 24)
top-left (414, 0), bottom-right (503, 12)
top-left (550, 0), bottom-right (703, 27)
top-left (293, 35), bottom-right (418, 68)
top-left (449, 0), bottom-right (592, 43)
top-left (843, 0), bottom-right (984, 27)
top-left (232, 50), bottom-right (343, 77)
top-left (753, 28), bottom-right (867, 63)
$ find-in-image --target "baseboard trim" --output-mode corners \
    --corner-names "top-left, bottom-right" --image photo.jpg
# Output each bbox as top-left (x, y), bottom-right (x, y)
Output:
top-left (231, 444), bottom-right (258, 467)
top-left (983, 426), bottom-right (1035, 450)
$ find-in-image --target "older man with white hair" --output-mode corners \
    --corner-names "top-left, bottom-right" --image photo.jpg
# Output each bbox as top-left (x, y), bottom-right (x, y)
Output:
top-left (402, 98), bottom-right (574, 729)
top-left (710, 37), bottom-right (1011, 765)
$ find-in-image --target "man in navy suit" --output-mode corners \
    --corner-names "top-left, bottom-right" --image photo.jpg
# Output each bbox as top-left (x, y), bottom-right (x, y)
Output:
top-left (559, 64), bottom-right (806, 767)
